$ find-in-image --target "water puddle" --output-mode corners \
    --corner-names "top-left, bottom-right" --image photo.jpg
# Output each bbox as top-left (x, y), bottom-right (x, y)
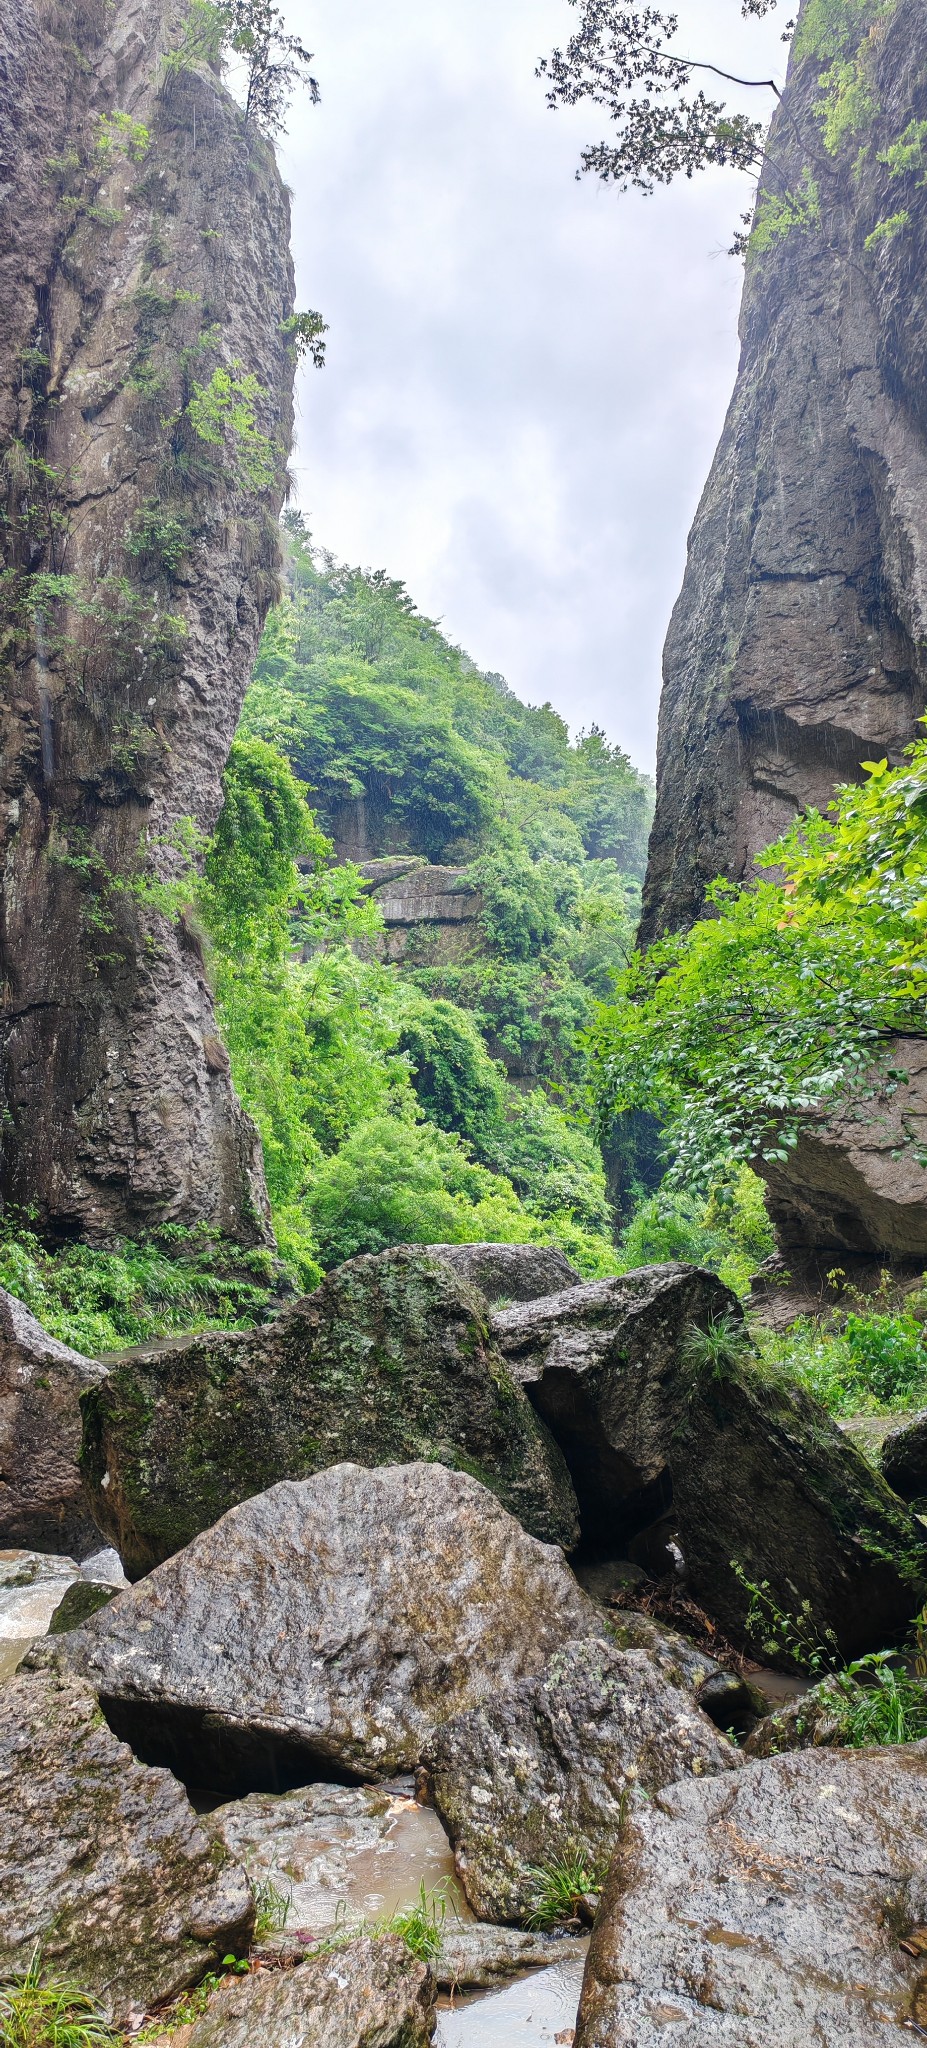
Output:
top-left (436, 1952), bottom-right (587, 2048)
top-left (206, 1778), bottom-right (469, 1935)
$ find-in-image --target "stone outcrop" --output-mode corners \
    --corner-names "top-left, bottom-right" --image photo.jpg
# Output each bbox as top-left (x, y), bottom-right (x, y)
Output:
top-left (0, 0), bottom-right (295, 1243)
top-left (759, 1038), bottom-right (927, 1260)
top-left (0, 1661), bottom-right (253, 2024)
top-left (179, 1936), bottom-right (436, 2048)
top-left (79, 1248), bottom-right (579, 1577)
top-left (65, 1461), bottom-right (600, 1788)
top-left (427, 1241), bottom-right (581, 1305)
top-left (355, 858), bottom-right (483, 967)
top-left (424, 1636), bottom-right (739, 1925)
top-left (0, 1284), bottom-right (106, 1555)
top-left (575, 1744), bottom-right (927, 2047)
top-left (640, 0), bottom-right (927, 1258)
top-left (882, 1409), bottom-right (927, 1501)
top-left (491, 1263), bottom-right (927, 1656)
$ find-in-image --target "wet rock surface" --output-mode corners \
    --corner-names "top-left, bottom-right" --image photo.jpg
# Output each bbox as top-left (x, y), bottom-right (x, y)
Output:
top-left (492, 1263), bottom-right (927, 1656)
top-left (425, 1636), bottom-right (739, 1924)
top-left (180, 1936), bottom-right (435, 2048)
top-left (65, 1462), bottom-right (600, 1787)
top-left (81, 1248), bottom-right (579, 1578)
top-left (0, 1546), bottom-right (124, 1683)
top-left (435, 1926), bottom-right (584, 1991)
top-left (882, 1409), bottom-right (927, 1502)
top-left (0, 1287), bottom-right (106, 1556)
top-left (0, 1663), bottom-right (253, 2023)
top-left (742, 1677), bottom-right (849, 1760)
top-left (576, 1744), bottom-right (927, 2047)
top-left (206, 1779), bottom-right (461, 1937)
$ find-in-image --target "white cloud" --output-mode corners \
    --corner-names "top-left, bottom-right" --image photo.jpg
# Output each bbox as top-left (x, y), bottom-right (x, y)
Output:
top-left (278, 0), bottom-right (787, 767)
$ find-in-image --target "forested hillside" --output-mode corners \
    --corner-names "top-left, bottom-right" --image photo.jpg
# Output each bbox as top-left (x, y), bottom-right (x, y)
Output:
top-left (224, 516), bottom-right (654, 1283)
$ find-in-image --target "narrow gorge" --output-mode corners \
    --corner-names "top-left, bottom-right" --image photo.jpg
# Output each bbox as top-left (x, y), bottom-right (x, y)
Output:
top-left (2, 3), bottom-right (927, 2047)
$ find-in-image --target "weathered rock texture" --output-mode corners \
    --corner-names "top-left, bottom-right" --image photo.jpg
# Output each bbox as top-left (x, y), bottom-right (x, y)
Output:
top-left (0, 0), bottom-right (295, 1242)
top-left (0, 1662), bottom-right (253, 2023)
top-left (428, 1241), bottom-right (581, 1305)
top-left (492, 1263), bottom-right (927, 1656)
top-left (640, 0), bottom-right (927, 1257)
top-left (355, 858), bottom-right (483, 966)
top-left (642, 0), bottom-right (927, 941)
top-left (425, 1636), bottom-right (739, 1924)
top-left (181, 1937), bottom-right (436, 2048)
top-left (66, 1461), bottom-right (600, 1788)
top-left (576, 1744), bottom-right (927, 2046)
top-left (0, 1282), bottom-right (106, 1555)
top-left (80, 1248), bottom-right (579, 1577)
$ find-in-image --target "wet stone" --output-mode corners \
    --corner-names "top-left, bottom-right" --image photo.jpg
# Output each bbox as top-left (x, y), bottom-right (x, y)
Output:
top-left (181, 1934), bottom-right (435, 2048)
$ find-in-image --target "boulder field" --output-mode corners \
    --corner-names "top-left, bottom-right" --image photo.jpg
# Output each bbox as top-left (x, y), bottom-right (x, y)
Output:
top-left (79, 1246), bottom-right (580, 1577)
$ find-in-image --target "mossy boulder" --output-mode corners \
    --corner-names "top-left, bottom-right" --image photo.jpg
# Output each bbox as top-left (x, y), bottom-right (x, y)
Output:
top-left (80, 1248), bottom-right (579, 1578)
top-left (492, 1263), bottom-right (927, 1659)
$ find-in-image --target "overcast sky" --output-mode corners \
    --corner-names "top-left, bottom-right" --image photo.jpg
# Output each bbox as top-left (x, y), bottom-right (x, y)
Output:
top-left (276, 2), bottom-right (787, 770)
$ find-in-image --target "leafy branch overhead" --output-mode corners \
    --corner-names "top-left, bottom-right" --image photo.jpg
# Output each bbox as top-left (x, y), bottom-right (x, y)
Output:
top-left (538, 0), bottom-right (785, 194)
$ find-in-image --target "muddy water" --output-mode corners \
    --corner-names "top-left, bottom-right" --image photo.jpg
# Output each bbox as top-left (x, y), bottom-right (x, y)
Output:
top-left (206, 1779), bottom-right (470, 1935)
top-left (436, 1952), bottom-right (587, 2048)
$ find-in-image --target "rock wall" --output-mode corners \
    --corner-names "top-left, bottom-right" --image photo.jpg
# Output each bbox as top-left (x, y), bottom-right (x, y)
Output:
top-left (639, 0), bottom-right (927, 1260)
top-left (641, 0), bottom-right (927, 945)
top-left (0, 0), bottom-right (295, 1242)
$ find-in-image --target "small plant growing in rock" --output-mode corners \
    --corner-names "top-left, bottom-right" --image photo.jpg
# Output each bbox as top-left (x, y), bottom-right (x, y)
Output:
top-left (680, 1311), bottom-right (752, 1384)
top-left (524, 1849), bottom-right (608, 1930)
top-left (251, 1873), bottom-right (293, 1937)
top-left (829, 1653), bottom-right (927, 1747)
top-left (378, 1879), bottom-right (458, 1964)
top-left (0, 1951), bottom-right (120, 2048)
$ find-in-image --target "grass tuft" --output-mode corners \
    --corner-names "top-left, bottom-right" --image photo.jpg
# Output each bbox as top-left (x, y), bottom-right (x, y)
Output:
top-left (0, 1953), bottom-right (120, 2048)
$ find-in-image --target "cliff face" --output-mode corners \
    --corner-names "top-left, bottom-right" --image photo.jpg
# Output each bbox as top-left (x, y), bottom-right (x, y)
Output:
top-left (641, 0), bottom-right (927, 945)
top-left (0, 0), bottom-right (295, 1242)
top-left (639, 0), bottom-right (927, 1260)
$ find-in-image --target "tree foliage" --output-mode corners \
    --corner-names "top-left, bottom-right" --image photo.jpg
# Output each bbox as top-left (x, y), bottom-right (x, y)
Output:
top-left (539, 0), bottom-right (783, 195)
top-left (588, 732), bottom-right (927, 1192)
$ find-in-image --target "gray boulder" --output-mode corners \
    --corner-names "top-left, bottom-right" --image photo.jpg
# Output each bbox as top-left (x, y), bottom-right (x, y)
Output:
top-left (180, 1935), bottom-right (435, 2048)
top-left (0, 1286), bottom-right (106, 1557)
top-left (424, 1635), bottom-right (739, 1924)
top-left (427, 1242), bottom-right (580, 1304)
top-left (0, 1663), bottom-right (253, 2024)
top-left (882, 1410), bottom-right (927, 1501)
top-left (492, 1263), bottom-right (927, 1657)
top-left (66, 1462), bottom-right (601, 1788)
top-left (80, 1247), bottom-right (578, 1578)
top-left (576, 1745), bottom-right (927, 2047)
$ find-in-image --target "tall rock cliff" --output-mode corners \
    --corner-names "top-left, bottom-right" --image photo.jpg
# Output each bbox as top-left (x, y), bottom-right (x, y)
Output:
top-left (641, 0), bottom-right (927, 945)
top-left (0, 0), bottom-right (295, 1242)
top-left (640, 0), bottom-right (927, 1260)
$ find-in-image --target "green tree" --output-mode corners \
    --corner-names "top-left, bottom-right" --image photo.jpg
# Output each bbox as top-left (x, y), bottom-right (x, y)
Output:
top-left (587, 732), bottom-right (927, 1193)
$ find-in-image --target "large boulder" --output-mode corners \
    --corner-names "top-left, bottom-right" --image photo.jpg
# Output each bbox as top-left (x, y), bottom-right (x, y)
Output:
top-left (882, 1410), bottom-right (927, 1502)
top-left (65, 1462), bottom-right (601, 1789)
top-left (760, 1039), bottom-right (927, 1262)
top-left (576, 1744), bottom-right (927, 2047)
top-left (0, 1663), bottom-right (253, 2025)
top-left (179, 1936), bottom-right (435, 2048)
top-left (427, 1242), bottom-right (581, 1304)
top-left (492, 1263), bottom-right (927, 1657)
top-left (80, 1248), bottom-right (578, 1578)
top-left (424, 1636), bottom-right (739, 1925)
top-left (0, 1286), bottom-right (106, 1557)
